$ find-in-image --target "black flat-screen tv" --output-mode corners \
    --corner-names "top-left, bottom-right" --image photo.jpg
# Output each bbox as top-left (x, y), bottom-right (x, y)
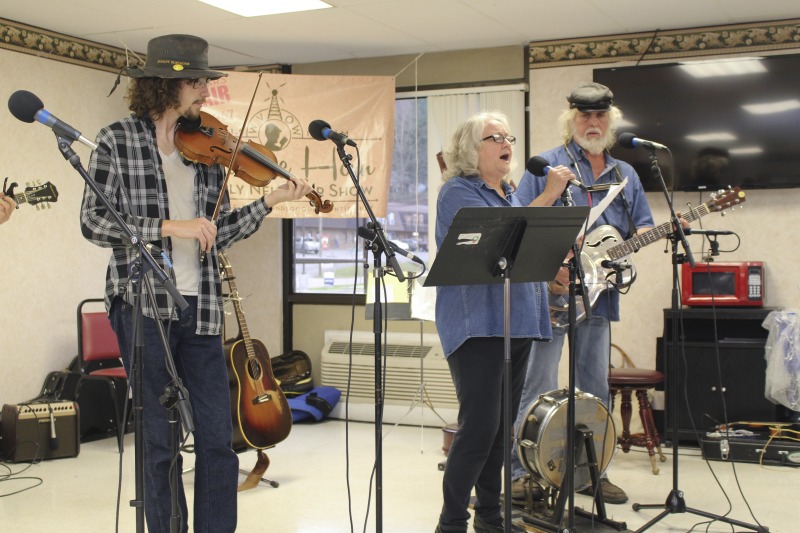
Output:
top-left (594, 54), bottom-right (800, 192)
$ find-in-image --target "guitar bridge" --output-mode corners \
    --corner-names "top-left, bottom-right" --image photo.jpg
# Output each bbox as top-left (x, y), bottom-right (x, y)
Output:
top-left (252, 394), bottom-right (273, 405)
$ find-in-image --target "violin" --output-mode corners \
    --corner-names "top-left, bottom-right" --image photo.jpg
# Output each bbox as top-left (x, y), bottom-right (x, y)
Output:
top-left (175, 111), bottom-right (333, 214)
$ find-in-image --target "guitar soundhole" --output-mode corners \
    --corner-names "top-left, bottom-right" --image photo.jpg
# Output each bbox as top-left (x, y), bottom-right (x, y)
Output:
top-left (248, 361), bottom-right (263, 381)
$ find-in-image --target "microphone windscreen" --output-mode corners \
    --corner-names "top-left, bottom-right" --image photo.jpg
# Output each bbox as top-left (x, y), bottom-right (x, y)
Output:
top-left (8, 90), bottom-right (44, 123)
top-left (525, 156), bottom-right (549, 176)
top-left (357, 226), bottom-right (376, 240)
top-left (308, 119), bottom-right (331, 141)
top-left (617, 132), bottom-right (636, 148)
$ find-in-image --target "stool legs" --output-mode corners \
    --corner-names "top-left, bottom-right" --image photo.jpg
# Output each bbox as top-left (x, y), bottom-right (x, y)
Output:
top-left (635, 389), bottom-right (666, 474)
top-left (612, 387), bottom-right (666, 475)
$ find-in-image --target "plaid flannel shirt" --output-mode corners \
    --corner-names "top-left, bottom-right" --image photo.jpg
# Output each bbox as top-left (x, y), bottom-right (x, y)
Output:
top-left (80, 114), bottom-right (270, 335)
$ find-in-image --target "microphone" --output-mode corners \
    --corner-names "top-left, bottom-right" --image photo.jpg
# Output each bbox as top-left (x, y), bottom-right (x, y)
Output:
top-left (49, 409), bottom-right (59, 451)
top-left (618, 132), bottom-right (668, 151)
top-left (600, 259), bottom-right (630, 270)
top-left (145, 243), bottom-right (174, 269)
top-left (308, 119), bottom-right (357, 147)
top-left (357, 226), bottom-right (424, 265)
top-left (8, 90), bottom-right (108, 156)
top-left (526, 156), bottom-right (587, 191)
top-left (684, 228), bottom-right (734, 236)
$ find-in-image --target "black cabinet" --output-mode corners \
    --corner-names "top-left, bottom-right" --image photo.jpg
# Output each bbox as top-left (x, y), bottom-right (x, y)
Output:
top-left (655, 307), bottom-right (780, 443)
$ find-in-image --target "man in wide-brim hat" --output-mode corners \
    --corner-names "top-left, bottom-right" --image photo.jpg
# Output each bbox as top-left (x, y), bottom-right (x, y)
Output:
top-left (81, 34), bottom-right (311, 533)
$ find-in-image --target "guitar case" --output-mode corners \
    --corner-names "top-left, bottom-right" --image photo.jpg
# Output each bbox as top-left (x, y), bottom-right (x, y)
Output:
top-left (271, 350), bottom-right (313, 397)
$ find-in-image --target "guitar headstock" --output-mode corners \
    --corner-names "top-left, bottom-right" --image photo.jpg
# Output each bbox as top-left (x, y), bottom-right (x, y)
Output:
top-left (218, 250), bottom-right (234, 281)
top-left (24, 181), bottom-right (59, 210)
top-left (705, 186), bottom-right (745, 214)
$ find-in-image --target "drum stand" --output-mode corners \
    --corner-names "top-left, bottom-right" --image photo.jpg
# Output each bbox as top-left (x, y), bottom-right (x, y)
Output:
top-left (521, 427), bottom-right (624, 531)
top-left (520, 241), bottom-right (625, 533)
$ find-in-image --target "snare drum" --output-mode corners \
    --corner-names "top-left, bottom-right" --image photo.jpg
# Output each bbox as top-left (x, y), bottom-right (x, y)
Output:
top-left (516, 389), bottom-right (615, 490)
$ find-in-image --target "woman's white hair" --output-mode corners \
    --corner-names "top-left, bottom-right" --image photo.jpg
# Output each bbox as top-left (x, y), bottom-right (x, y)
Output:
top-left (442, 111), bottom-right (516, 181)
top-left (557, 105), bottom-right (624, 150)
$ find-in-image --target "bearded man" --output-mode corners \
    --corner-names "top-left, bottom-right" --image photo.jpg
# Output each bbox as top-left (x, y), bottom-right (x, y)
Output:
top-left (509, 82), bottom-right (656, 505)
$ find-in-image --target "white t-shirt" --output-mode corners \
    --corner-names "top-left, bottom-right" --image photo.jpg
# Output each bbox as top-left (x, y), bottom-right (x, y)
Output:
top-left (159, 148), bottom-right (200, 295)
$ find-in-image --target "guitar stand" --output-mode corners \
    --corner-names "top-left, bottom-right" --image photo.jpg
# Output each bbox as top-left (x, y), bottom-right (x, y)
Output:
top-left (521, 426), bottom-right (626, 532)
top-left (182, 447), bottom-right (279, 489)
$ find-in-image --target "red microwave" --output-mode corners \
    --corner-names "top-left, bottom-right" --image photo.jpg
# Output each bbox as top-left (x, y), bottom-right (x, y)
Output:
top-left (681, 261), bottom-right (764, 307)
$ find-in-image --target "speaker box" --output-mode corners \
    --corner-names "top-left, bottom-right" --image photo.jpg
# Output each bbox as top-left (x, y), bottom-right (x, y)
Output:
top-left (1, 401), bottom-right (80, 462)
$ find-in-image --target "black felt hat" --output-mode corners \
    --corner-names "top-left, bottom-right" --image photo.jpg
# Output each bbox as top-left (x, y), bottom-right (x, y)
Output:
top-left (567, 82), bottom-right (613, 111)
top-left (125, 34), bottom-right (226, 79)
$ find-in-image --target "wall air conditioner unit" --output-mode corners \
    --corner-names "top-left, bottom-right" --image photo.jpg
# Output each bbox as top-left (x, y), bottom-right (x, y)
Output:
top-left (320, 329), bottom-right (458, 426)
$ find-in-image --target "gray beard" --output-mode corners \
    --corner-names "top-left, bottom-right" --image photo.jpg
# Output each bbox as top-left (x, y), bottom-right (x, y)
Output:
top-left (575, 134), bottom-right (608, 155)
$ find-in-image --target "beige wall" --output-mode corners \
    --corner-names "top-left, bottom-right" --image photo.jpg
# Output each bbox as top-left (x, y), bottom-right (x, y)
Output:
top-left (294, 45), bottom-right (525, 88)
top-left (0, 48), bottom-right (127, 403)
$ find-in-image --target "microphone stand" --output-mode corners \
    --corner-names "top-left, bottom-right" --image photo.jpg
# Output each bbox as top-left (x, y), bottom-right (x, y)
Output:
top-left (631, 150), bottom-right (766, 532)
top-left (54, 134), bottom-right (191, 533)
top-left (332, 140), bottom-right (403, 533)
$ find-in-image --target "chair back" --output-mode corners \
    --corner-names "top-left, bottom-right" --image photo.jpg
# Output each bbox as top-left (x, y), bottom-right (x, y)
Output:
top-left (78, 299), bottom-right (122, 372)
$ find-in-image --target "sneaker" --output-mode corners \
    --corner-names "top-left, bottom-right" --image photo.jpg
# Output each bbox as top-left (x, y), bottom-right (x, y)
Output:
top-left (473, 515), bottom-right (525, 533)
top-left (510, 476), bottom-right (543, 501)
top-left (577, 478), bottom-right (628, 504)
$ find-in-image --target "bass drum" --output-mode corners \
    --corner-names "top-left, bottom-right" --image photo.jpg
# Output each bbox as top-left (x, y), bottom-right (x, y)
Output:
top-left (516, 389), bottom-right (616, 490)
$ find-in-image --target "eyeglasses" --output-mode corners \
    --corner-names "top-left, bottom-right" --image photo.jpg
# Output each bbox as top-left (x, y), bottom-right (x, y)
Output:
top-left (482, 133), bottom-right (516, 145)
top-left (187, 77), bottom-right (210, 89)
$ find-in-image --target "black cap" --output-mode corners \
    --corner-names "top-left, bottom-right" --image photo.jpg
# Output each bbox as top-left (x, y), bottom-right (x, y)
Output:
top-left (567, 82), bottom-right (613, 111)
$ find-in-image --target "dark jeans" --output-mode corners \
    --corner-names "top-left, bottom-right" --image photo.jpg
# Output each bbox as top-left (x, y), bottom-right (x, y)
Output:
top-left (109, 296), bottom-right (237, 533)
top-left (438, 337), bottom-right (531, 532)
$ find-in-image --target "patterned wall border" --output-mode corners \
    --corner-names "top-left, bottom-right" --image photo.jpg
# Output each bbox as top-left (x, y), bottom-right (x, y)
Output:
top-left (0, 17), bottom-right (285, 75)
top-left (529, 18), bottom-right (800, 69)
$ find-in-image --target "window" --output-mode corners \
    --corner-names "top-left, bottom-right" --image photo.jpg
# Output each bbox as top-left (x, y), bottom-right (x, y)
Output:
top-left (292, 98), bottom-right (429, 296)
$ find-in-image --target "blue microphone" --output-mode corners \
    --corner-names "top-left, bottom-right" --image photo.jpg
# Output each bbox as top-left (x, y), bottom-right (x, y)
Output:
top-left (308, 119), bottom-right (357, 147)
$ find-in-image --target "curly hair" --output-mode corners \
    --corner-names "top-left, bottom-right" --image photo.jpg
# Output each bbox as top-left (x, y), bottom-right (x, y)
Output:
top-left (442, 111), bottom-right (515, 182)
top-left (126, 78), bottom-right (184, 120)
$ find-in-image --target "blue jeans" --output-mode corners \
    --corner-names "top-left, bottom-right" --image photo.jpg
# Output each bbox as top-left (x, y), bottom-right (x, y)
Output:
top-left (439, 337), bottom-right (531, 532)
top-left (510, 315), bottom-right (611, 480)
top-left (109, 296), bottom-right (238, 533)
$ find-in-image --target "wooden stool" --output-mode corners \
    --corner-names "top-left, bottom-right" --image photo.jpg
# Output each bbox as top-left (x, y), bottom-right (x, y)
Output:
top-left (608, 367), bottom-right (667, 474)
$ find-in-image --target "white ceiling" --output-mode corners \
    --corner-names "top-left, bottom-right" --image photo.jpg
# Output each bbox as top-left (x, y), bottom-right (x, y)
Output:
top-left (3, 0), bottom-right (798, 67)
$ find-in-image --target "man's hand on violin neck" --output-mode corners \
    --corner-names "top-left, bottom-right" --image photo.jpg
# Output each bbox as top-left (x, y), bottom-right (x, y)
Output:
top-left (264, 178), bottom-right (313, 209)
top-left (162, 217), bottom-right (218, 252)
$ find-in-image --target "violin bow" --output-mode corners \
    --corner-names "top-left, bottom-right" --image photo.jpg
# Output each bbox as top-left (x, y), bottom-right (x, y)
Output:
top-left (209, 72), bottom-right (264, 224)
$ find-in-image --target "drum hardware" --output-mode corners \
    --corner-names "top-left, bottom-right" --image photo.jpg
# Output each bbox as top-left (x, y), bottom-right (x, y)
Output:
top-left (514, 389), bottom-right (626, 530)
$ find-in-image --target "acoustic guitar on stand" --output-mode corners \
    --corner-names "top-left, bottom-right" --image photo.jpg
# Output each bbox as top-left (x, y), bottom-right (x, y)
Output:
top-left (219, 251), bottom-right (292, 449)
top-left (548, 186), bottom-right (746, 328)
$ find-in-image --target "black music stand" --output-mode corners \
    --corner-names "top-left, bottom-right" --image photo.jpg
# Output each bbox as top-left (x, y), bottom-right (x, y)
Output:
top-left (425, 205), bottom-right (589, 533)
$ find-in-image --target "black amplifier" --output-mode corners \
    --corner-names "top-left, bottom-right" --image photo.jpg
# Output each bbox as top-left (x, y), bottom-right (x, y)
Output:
top-left (1, 401), bottom-right (80, 462)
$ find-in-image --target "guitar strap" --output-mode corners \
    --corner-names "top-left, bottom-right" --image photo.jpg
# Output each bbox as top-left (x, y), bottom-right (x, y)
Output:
top-left (611, 163), bottom-right (638, 239)
top-left (564, 143), bottom-right (637, 238)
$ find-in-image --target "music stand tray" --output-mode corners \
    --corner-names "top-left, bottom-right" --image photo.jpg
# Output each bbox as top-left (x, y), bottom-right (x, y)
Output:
top-left (424, 206), bottom-right (589, 287)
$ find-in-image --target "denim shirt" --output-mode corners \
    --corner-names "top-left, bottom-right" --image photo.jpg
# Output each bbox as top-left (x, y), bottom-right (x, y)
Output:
top-left (515, 141), bottom-right (655, 321)
top-left (434, 175), bottom-right (552, 357)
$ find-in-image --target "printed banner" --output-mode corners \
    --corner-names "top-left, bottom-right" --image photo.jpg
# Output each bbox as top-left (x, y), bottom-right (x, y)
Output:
top-left (201, 72), bottom-right (395, 218)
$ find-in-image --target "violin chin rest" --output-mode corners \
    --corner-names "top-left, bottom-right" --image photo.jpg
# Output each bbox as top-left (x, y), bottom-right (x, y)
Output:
top-left (177, 114), bottom-right (203, 132)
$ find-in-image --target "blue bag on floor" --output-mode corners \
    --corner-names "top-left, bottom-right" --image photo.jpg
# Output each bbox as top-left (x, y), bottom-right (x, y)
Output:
top-left (287, 386), bottom-right (341, 422)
